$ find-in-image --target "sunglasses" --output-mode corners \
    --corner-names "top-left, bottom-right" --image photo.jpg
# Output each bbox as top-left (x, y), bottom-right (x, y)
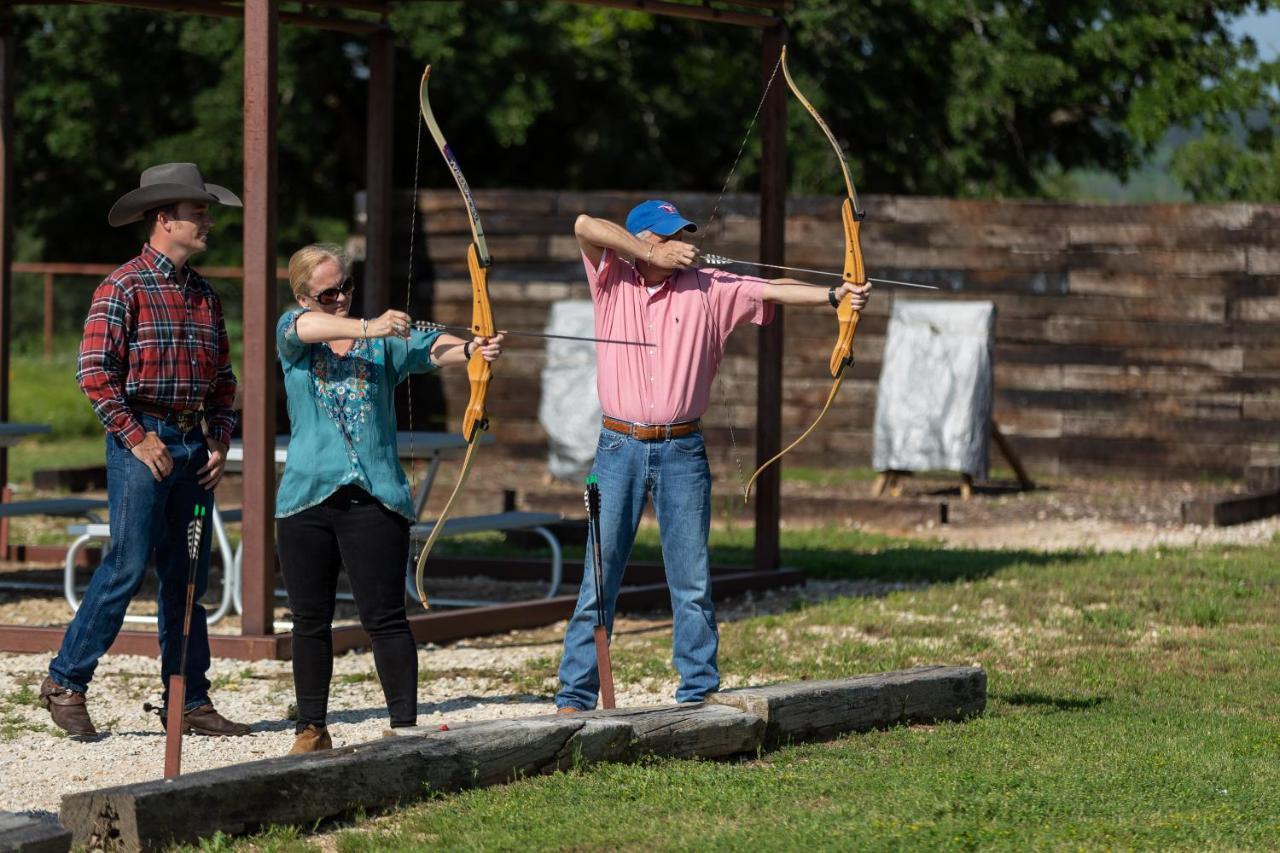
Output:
top-left (309, 277), bottom-right (355, 306)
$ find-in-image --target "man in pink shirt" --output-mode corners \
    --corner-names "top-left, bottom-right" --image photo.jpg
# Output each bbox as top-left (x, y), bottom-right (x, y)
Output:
top-left (555, 200), bottom-right (870, 711)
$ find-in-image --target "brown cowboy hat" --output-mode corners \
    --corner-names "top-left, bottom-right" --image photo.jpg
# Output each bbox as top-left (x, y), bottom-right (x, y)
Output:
top-left (108, 162), bottom-right (242, 227)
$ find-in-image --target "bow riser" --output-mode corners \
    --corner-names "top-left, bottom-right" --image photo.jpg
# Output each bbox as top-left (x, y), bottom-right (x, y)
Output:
top-left (830, 198), bottom-right (865, 377)
top-left (463, 243), bottom-right (494, 441)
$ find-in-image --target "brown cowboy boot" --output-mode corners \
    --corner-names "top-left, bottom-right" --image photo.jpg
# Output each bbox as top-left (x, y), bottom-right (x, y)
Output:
top-left (175, 703), bottom-right (252, 736)
top-left (39, 676), bottom-right (97, 737)
top-left (288, 724), bottom-right (333, 755)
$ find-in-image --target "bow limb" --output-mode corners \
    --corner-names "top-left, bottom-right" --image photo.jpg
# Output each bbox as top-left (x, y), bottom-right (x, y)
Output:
top-left (412, 65), bottom-right (496, 608)
top-left (744, 46), bottom-right (868, 503)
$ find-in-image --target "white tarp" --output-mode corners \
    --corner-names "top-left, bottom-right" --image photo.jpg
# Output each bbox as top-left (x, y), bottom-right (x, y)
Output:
top-left (872, 300), bottom-right (996, 479)
top-left (538, 300), bottom-right (602, 480)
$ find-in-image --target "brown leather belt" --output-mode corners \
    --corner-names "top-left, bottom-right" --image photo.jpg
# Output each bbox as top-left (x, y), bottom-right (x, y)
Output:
top-left (602, 416), bottom-right (701, 441)
top-left (131, 401), bottom-right (202, 433)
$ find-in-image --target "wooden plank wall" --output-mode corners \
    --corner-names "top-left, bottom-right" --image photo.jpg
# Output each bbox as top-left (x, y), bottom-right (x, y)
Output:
top-left (398, 190), bottom-right (1280, 481)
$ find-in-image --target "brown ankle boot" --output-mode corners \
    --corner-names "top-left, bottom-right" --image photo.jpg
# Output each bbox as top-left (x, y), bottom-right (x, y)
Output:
top-left (289, 724), bottom-right (332, 755)
top-left (39, 676), bottom-right (97, 737)
top-left (181, 703), bottom-right (252, 737)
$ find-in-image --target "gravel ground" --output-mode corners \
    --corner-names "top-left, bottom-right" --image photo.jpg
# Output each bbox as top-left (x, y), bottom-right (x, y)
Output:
top-left (0, 617), bottom-right (667, 819)
top-left (0, 578), bottom-right (905, 819)
top-left (2, 468), bottom-right (1277, 821)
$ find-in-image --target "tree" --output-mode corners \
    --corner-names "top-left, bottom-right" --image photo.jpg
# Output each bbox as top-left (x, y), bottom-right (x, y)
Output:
top-left (10, 0), bottom-right (1278, 278)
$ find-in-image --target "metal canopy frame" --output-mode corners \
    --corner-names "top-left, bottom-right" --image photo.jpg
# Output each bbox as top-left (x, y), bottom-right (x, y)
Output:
top-left (0, 0), bottom-right (792, 660)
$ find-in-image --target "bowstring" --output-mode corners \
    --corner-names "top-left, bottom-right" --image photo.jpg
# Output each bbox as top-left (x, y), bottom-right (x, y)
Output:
top-left (700, 48), bottom-right (784, 505)
top-left (405, 112), bottom-right (425, 509)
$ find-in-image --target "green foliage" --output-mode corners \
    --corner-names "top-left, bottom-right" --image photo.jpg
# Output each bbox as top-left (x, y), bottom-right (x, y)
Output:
top-left (8, 353), bottom-right (102, 440)
top-left (9, 1), bottom-right (1279, 294)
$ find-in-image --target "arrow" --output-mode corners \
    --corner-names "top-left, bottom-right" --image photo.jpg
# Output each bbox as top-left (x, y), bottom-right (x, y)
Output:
top-left (700, 253), bottom-right (940, 290)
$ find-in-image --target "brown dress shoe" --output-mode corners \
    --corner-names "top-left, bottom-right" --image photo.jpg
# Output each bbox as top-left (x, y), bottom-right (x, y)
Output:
top-left (555, 705), bottom-right (581, 715)
top-left (176, 703), bottom-right (252, 736)
top-left (40, 676), bottom-right (97, 737)
top-left (288, 724), bottom-right (333, 755)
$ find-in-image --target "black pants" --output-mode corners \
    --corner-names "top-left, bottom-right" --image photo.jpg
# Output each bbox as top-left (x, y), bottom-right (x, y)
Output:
top-left (276, 486), bottom-right (417, 730)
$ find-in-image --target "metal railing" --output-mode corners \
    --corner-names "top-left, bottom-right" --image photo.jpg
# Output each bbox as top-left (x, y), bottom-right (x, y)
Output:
top-left (9, 262), bottom-right (287, 358)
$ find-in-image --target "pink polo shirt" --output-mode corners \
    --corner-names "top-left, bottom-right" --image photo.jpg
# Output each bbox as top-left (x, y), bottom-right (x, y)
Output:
top-left (585, 249), bottom-right (774, 424)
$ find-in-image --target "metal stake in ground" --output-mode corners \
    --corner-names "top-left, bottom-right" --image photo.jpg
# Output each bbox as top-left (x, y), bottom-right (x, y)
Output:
top-left (584, 475), bottom-right (616, 709)
top-left (165, 503), bottom-right (207, 778)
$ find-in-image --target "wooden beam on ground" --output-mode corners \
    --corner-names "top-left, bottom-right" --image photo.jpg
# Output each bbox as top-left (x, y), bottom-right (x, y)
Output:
top-left (0, 810), bottom-right (70, 853)
top-left (0, 569), bottom-right (803, 658)
top-left (710, 665), bottom-right (987, 746)
top-left (0, 626), bottom-right (289, 659)
top-left (1181, 489), bottom-right (1280, 527)
top-left (333, 568), bottom-right (806, 653)
top-left (61, 667), bottom-right (985, 850)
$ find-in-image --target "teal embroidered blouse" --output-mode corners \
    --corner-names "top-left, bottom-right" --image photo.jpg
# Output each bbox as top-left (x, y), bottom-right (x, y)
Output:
top-left (275, 308), bottom-right (443, 519)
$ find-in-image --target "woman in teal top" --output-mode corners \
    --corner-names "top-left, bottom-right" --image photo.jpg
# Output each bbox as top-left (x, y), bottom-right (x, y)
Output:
top-left (275, 243), bottom-right (502, 755)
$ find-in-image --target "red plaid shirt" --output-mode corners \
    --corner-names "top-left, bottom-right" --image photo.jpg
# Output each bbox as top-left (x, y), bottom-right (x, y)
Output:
top-left (77, 244), bottom-right (238, 449)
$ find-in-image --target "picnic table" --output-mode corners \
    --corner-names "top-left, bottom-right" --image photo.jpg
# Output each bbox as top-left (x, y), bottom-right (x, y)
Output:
top-left (223, 431), bottom-right (561, 611)
top-left (0, 422), bottom-right (51, 448)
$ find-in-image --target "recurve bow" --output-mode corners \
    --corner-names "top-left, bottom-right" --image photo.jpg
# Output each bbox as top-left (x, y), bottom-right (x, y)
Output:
top-left (743, 45), bottom-right (868, 502)
top-left (412, 64), bottom-right (494, 608)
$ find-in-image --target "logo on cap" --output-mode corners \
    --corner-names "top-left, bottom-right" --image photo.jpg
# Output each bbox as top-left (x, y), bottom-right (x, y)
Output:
top-left (659, 203), bottom-right (676, 213)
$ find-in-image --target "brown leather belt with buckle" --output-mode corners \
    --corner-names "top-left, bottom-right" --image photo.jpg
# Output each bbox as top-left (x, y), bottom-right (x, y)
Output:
top-left (601, 416), bottom-right (701, 441)
top-left (131, 401), bottom-right (202, 434)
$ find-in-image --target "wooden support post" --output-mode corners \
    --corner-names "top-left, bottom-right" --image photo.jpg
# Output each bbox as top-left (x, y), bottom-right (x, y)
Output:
top-left (241, 0), bottom-right (279, 637)
top-left (42, 272), bottom-right (54, 360)
top-left (0, 485), bottom-right (10, 558)
top-left (990, 419), bottom-right (1034, 491)
top-left (871, 471), bottom-right (908, 497)
top-left (754, 22), bottom-right (787, 571)
top-left (0, 12), bottom-right (13, 492)
top-left (363, 27), bottom-right (393, 314)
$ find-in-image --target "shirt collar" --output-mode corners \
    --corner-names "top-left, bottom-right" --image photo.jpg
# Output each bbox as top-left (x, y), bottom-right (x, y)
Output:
top-left (141, 243), bottom-right (183, 282)
top-left (638, 268), bottom-right (675, 294)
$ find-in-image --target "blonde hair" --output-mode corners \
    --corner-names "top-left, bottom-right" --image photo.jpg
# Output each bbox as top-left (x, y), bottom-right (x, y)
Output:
top-left (288, 243), bottom-right (349, 299)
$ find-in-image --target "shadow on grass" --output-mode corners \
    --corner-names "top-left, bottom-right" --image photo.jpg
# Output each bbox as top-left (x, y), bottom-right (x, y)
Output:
top-left (997, 691), bottom-right (1109, 712)
top-left (704, 541), bottom-right (1090, 586)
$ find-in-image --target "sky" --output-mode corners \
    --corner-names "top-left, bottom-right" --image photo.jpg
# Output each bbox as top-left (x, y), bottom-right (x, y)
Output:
top-left (1230, 7), bottom-right (1280, 60)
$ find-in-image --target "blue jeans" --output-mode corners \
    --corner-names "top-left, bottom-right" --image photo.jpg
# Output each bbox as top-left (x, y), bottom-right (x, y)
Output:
top-left (50, 414), bottom-right (214, 709)
top-left (556, 427), bottom-right (718, 709)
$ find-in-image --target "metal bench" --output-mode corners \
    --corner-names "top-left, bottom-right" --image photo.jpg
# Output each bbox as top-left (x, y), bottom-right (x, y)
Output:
top-left (0, 497), bottom-right (108, 520)
top-left (63, 504), bottom-right (237, 625)
top-left (216, 508), bottom-right (564, 612)
top-left (408, 510), bottom-right (565, 607)
top-left (0, 498), bottom-right (110, 592)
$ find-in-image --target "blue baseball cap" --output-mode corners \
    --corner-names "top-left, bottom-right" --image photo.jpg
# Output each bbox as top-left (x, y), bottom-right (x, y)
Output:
top-left (625, 200), bottom-right (698, 237)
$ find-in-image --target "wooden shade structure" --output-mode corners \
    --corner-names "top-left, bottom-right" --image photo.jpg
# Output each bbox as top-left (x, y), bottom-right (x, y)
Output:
top-left (0, 0), bottom-right (793, 659)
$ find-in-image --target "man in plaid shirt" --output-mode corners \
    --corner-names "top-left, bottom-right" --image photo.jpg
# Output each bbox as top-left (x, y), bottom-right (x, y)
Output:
top-left (41, 164), bottom-right (250, 738)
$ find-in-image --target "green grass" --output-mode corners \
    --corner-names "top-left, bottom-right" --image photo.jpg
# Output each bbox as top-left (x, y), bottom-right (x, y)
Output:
top-left (196, 532), bottom-right (1280, 850)
top-left (7, 352), bottom-right (103, 441)
top-left (5, 437), bottom-right (105, 489)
